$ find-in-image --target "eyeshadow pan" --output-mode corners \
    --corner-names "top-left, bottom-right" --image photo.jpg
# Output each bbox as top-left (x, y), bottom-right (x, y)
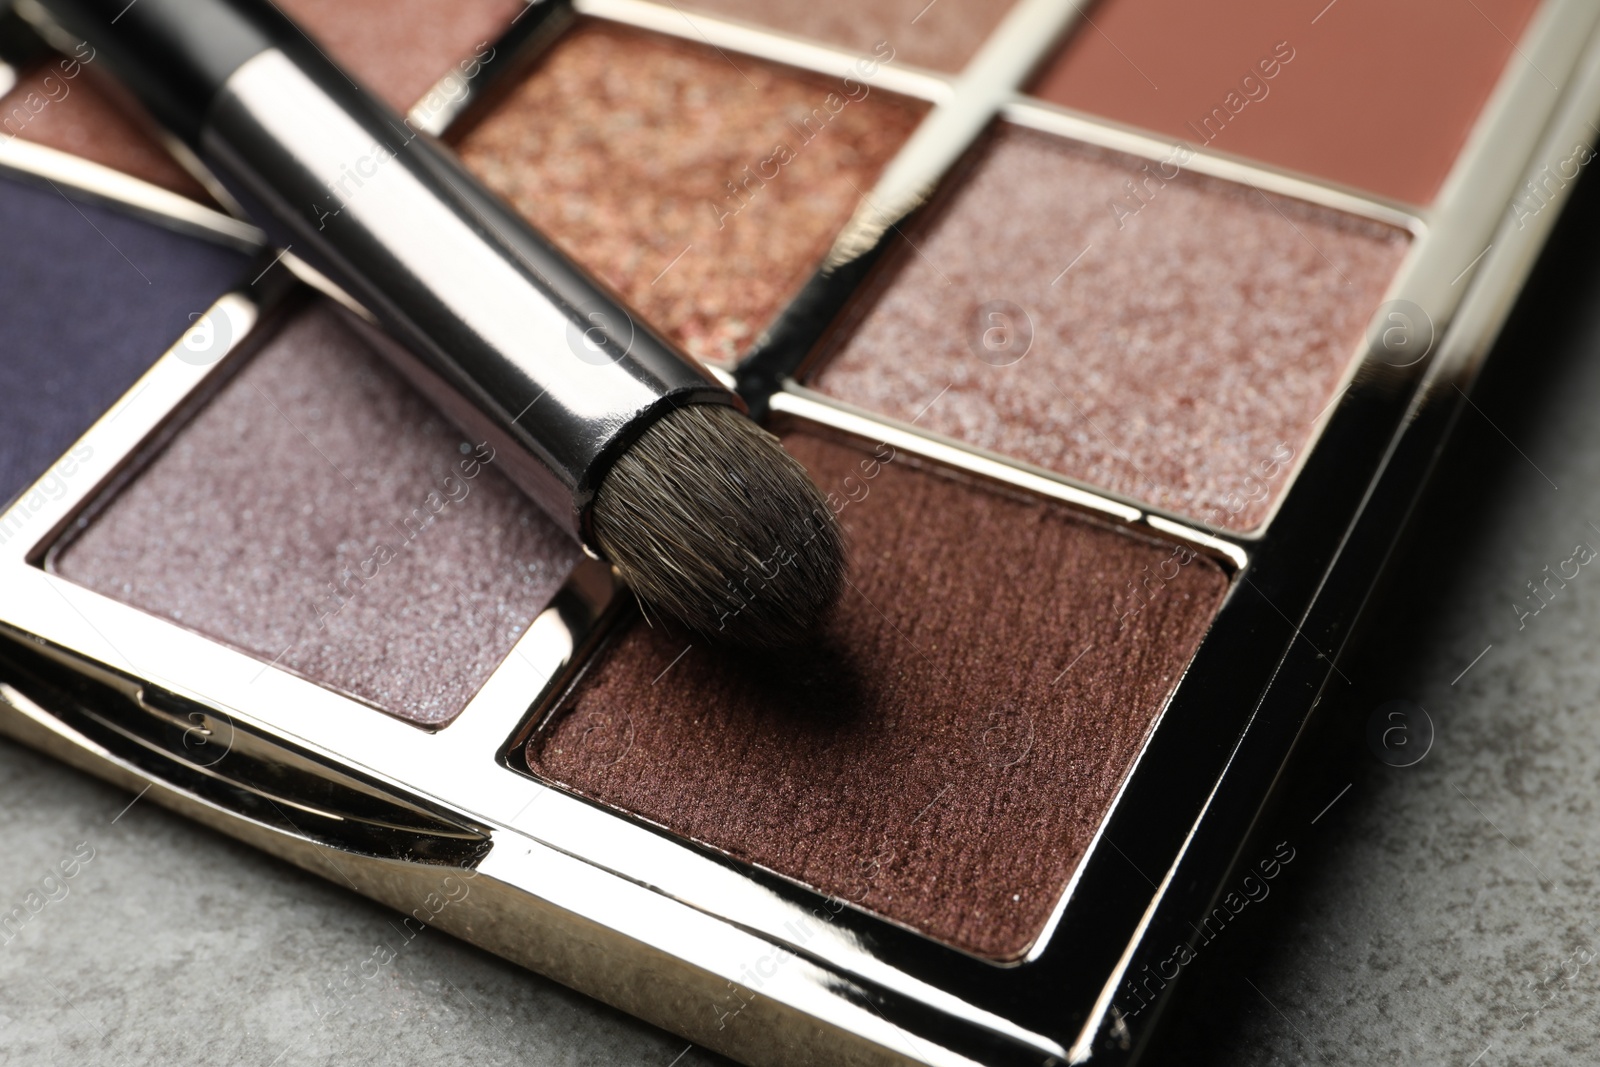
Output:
top-left (277, 0), bottom-right (523, 113)
top-left (1031, 0), bottom-right (1545, 205)
top-left (678, 0), bottom-right (1018, 72)
top-left (455, 21), bottom-right (928, 364)
top-left (52, 301), bottom-right (582, 727)
top-left (0, 60), bottom-right (206, 196)
top-left (0, 1), bottom-right (513, 200)
top-left (0, 175), bottom-right (247, 509)
top-left (807, 125), bottom-right (1410, 531)
top-left (525, 429), bottom-right (1230, 959)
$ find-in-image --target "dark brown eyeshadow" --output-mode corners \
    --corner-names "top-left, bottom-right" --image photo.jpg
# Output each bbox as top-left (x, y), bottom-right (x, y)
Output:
top-left (52, 301), bottom-right (582, 728)
top-left (678, 0), bottom-right (1018, 72)
top-left (525, 429), bottom-right (1230, 958)
top-left (806, 124), bottom-right (1411, 531)
top-left (455, 21), bottom-right (929, 365)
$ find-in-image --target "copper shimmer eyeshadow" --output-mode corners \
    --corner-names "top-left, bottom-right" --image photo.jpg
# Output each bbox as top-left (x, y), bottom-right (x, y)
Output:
top-left (807, 125), bottom-right (1411, 532)
top-left (454, 21), bottom-right (929, 365)
top-left (1031, 0), bottom-right (1544, 205)
top-left (52, 301), bottom-right (582, 728)
top-left (525, 430), bottom-right (1230, 959)
top-left (678, 0), bottom-right (1017, 72)
top-left (277, 0), bottom-right (523, 113)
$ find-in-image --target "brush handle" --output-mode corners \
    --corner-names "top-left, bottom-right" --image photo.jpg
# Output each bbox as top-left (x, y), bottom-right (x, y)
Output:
top-left (37, 0), bottom-right (733, 546)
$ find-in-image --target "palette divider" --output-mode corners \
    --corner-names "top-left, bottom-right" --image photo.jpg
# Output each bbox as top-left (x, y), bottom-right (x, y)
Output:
top-left (0, 134), bottom-right (263, 247)
top-left (823, 0), bottom-right (1091, 265)
top-left (735, 243), bottom-right (889, 417)
top-left (514, 0), bottom-right (1094, 408)
top-left (770, 385), bottom-right (1252, 569)
top-left (1000, 96), bottom-right (1427, 233)
top-left (1392, 0), bottom-right (1600, 338)
top-left (406, 0), bottom-right (578, 137)
top-left (572, 0), bottom-right (955, 101)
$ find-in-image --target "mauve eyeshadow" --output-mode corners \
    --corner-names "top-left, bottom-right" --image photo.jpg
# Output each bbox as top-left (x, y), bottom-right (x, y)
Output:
top-left (278, 0), bottom-right (522, 112)
top-left (807, 125), bottom-right (1411, 532)
top-left (525, 429), bottom-right (1230, 959)
top-left (0, 60), bottom-right (206, 197)
top-left (678, 0), bottom-right (1017, 72)
top-left (454, 21), bottom-right (928, 365)
top-left (0, 175), bottom-right (247, 509)
top-left (1031, 0), bottom-right (1544, 205)
top-left (0, 1), bottom-right (512, 200)
top-left (52, 301), bottom-right (582, 727)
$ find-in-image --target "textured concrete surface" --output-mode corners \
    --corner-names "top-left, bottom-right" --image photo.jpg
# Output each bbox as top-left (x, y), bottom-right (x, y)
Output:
top-left (1149, 171), bottom-right (1600, 1065)
top-left (0, 744), bottom-right (731, 1066)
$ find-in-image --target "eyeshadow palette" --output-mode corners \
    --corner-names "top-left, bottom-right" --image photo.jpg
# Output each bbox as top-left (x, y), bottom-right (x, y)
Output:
top-left (1, 0), bottom-right (1598, 1063)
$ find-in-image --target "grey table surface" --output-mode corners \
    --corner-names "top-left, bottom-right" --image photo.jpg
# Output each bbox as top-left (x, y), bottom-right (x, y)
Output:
top-left (7, 189), bottom-right (1600, 1067)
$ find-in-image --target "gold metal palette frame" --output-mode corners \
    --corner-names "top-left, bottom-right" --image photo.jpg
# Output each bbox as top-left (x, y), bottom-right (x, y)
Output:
top-left (1, 0), bottom-right (1599, 1063)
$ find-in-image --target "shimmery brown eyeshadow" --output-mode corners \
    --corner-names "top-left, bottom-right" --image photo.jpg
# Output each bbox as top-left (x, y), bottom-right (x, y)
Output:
top-left (679, 0), bottom-right (1017, 72)
top-left (455, 21), bottom-right (929, 365)
top-left (1031, 0), bottom-right (1543, 205)
top-left (52, 301), bottom-right (582, 727)
top-left (278, 0), bottom-right (523, 113)
top-left (524, 429), bottom-right (1230, 959)
top-left (806, 125), bottom-right (1411, 531)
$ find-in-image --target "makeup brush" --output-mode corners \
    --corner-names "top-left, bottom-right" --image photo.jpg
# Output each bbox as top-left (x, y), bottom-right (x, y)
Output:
top-left (34, 0), bottom-right (843, 646)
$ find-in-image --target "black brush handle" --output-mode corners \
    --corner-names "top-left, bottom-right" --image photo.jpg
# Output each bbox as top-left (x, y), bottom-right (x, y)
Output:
top-left (41, 0), bottom-right (278, 142)
top-left (34, 0), bottom-right (735, 547)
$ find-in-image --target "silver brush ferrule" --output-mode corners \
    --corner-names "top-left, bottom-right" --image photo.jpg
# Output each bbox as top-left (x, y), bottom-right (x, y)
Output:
top-left (204, 48), bottom-right (734, 547)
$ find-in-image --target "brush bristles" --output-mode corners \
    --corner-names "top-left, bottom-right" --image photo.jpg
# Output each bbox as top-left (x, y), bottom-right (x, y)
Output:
top-left (591, 404), bottom-right (845, 647)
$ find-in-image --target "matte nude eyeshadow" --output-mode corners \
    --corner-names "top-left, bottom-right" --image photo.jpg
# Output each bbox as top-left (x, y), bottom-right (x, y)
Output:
top-left (525, 429), bottom-right (1230, 959)
top-left (455, 21), bottom-right (928, 364)
top-left (807, 125), bottom-right (1411, 531)
top-left (679, 0), bottom-right (1017, 72)
top-left (53, 301), bottom-right (582, 727)
top-left (1031, 0), bottom-right (1544, 205)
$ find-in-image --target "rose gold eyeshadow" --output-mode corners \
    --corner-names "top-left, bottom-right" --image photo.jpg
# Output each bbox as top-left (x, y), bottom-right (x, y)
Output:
top-left (678, 0), bottom-right (1018, 72)
top-left (806, 124), bottom-right (1411, 531)
top-left (52, 301), bottom-right (582, 727)
top-left (525, 429), bottom-right (1231, 959)
top-left (1030, 0), bottom-right (1544, 205)
top-left (454, 21), bottom-right (928, 365)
